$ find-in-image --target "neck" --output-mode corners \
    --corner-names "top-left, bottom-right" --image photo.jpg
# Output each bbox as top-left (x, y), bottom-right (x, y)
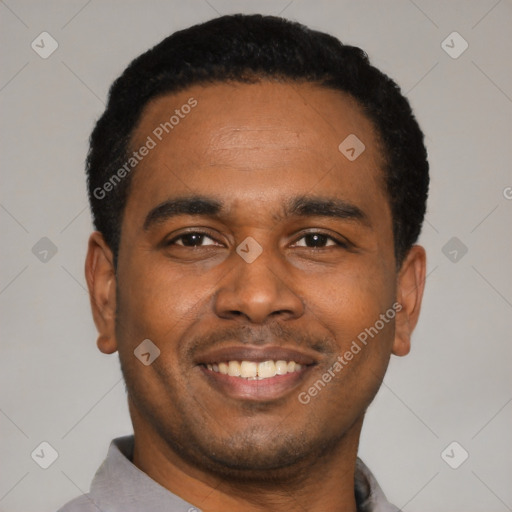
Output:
top-left (131, 409), bottom-right (364, 512)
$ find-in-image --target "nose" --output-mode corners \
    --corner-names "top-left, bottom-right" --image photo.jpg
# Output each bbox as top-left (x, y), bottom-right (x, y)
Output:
top-left (213, 248), bottom-right (304, 324)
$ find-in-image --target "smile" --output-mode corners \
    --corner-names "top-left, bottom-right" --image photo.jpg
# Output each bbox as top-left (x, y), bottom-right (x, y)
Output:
top-left (195, 345), bottom-right (318, 401)
top-left (204, 360), bottom-right (303, 380)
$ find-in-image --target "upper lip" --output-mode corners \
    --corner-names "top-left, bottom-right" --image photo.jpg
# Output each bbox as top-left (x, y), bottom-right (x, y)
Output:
top-left (194, 345), bottom-right (319, 366)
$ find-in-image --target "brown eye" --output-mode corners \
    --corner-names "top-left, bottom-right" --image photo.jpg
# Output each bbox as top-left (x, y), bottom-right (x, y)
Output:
top-left (294, 233), bottom-right (338, 248)
top-left (168, 232), bottom-right (219, 247)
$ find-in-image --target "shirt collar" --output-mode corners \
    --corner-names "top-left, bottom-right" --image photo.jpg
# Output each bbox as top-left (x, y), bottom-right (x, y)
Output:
top-left (87, 436), bottom-right (399, 512)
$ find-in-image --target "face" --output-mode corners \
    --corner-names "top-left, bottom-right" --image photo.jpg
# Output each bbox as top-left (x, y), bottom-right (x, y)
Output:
top-left (86, 81), bottom-right (425, 479)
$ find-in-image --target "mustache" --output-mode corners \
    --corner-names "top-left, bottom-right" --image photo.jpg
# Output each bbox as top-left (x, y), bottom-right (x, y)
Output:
top-left (185, 322), bottom-right (336, 358)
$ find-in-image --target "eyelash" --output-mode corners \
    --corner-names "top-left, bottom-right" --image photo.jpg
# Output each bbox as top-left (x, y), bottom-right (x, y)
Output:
top-left (165, 230), bottom-right (349, 249)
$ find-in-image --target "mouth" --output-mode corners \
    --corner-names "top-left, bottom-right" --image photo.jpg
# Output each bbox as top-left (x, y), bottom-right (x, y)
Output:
top-left (205, 359), bottom-right (304, 379)
top-left (195, 346), bottom-right (318, 401)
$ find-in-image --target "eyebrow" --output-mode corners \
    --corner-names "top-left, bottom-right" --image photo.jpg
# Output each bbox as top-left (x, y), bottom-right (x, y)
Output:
top-left (143, 196), bottom-right (222, 230)
top-left (143, 194), bottom-right (370, 231)
top-left (284, 196), bottom-right (371, 227)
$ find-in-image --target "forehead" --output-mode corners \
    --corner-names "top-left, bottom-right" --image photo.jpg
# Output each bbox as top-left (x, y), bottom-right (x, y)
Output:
top-left (126, 81), bottom-right (388, 224)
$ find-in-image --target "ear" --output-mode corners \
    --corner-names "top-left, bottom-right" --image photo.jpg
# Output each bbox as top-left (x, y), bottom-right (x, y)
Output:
top-left (85, 231), bottom-right (118, 354)
top-left (392, 245), bottom-right (426, 357)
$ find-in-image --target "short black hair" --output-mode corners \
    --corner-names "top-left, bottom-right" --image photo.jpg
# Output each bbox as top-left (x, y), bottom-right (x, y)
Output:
top-left (87, 13), bottom-right (428, 267)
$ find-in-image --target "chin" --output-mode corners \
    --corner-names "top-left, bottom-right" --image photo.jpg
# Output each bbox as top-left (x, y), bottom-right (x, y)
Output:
top-left (166, 422), bottom-right (342, 483)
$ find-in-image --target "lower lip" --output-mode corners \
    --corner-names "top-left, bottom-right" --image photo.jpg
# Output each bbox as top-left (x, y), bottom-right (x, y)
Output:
top-left (199, 366), bottom-right (312, 401)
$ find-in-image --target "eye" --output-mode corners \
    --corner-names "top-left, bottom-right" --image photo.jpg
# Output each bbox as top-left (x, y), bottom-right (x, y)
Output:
top-left (167, 232), bottom-right (220, 247)
top-left (292, 232), bottom-right (347, 248)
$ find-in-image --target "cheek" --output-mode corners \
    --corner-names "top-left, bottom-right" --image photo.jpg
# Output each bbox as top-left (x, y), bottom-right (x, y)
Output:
top-left (114, 261), bottom-right (200, 403)
top-left (304, 265), bottom-right (396, 412)
top-left (302, 259), bottom-right (395, 340)
top-left (115, 256), bottom-right (216, 348)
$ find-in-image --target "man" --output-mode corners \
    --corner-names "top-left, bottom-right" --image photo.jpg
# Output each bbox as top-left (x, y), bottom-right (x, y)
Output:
top-left (59, 13), bottom-right (428, 512)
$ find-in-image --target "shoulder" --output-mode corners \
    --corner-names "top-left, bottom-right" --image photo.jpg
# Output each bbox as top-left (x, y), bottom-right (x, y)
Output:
top-left (56, 494), bottom-right (98, 512)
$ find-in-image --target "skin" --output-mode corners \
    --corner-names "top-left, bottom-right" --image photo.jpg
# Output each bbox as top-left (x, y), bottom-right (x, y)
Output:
top-left (85, 81), bottom-right (426, 512)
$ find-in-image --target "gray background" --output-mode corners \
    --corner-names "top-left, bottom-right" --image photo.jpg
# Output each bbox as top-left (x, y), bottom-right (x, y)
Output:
top-left (1, 1), bottom-right (511, 511)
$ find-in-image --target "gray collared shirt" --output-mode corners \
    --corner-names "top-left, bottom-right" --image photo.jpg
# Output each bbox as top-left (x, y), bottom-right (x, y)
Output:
top-left (58, 436), bottom-right (399, 512)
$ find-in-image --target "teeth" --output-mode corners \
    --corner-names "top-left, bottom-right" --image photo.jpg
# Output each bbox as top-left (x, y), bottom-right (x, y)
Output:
top-left (206, 360), bottom-right (304, 379)
top-left (228, 360), bottom-right (241, 377)
top-left (275, 360), bottom-right (288, 375)
top-left (258, 360), bottom-right (276, 378)
top-left (240, 361), bottom-right (257, 378)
